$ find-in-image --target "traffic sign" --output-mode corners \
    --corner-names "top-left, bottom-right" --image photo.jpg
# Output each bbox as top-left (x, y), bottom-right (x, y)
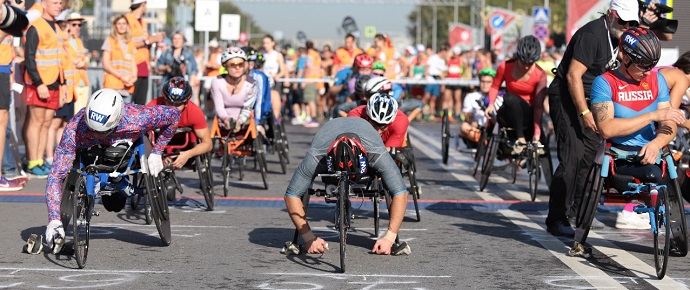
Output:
top-left (489, 14), bottom-right (505, 30)
top-left (532, 7), bottom-right (550, 25)
top-left (194, 0), bottom-right (219, 32)
top-left (533, 24), bottom-right (550, 41)
top-left (220, 14), bottom-right (240, 41)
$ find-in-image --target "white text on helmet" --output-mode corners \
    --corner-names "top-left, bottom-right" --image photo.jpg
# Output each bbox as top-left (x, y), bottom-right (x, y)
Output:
top-left (624, 35), bottom-right (638, 48)
top-left (89, 111), bottom-right (108, 124)
top-left (358, 154), bottom-right (367, 174)
top-left (169, 87), bottom-right (184, 96)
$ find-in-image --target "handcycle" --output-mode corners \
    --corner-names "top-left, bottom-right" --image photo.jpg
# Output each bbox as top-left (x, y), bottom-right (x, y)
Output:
top-left (260, 112), bottom-right (289, 174)
top-left (570, 143), bottom-right (688, 279)
top-left (477, 121), bottom-right (553, 201)
top-left (154, 127), bottom-right (215, 211)
top-left (210, 114), bottom-right (269, 195)
top-left (281, 171), bottom-right (409, 273)
top-left (59, 135), bottom-right (171, 269)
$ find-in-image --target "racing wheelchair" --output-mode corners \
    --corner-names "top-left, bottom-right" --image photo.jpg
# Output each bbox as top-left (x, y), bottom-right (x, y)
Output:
top-left (281, 172), bottom-right (410, 273)
top-left (154, 127), bottom-right (215, 211)
top-left (476, 120), bottom-right (552, 201)
top-left (259, 112), bottom-right (290, 174)
top-left (59, 135), bottom-right (171, 269)
top-left (390, 142), bottom-right (421, 222)
top-left (570, 143), bottom-right (688, 279)
top-left (210, 114), bottom-right (269, 195)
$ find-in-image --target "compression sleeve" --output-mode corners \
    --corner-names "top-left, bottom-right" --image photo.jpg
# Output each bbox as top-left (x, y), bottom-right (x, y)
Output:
top-left (251, 72), bottom-right (264, 123)
top-left (239, 83), bottom-right (258, 124)
top-left (488, 61), bottom-right (506, 106)
top-left (45, 110), bottom-right (82, 222)
top-left (284, 151), bottom-right (322, 198)
top-left (590, 75), bottom-right (613, 104)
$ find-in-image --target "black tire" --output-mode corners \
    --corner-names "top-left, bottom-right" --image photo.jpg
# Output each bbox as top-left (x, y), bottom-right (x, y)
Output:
top-left (222, 144), bottom-right (230, 197)
top-left (654, 187), bottom-right (671, 279)
top-left (238, 156), bottom-right (245, 181)
top-left (146, 174), bottom-right (172, 246)
top-left (130, 194), bottom-right (141, 211)
top-left (574, 163), bottom-right (604, 245)
top-left (479, 133), bottom-right (499, 191)
top-left (472, 128), bottom-right (488, 176)
top-left (73, 176), bottom-right (91, 269)
top-left (668, 179), bottom-right (688, 256)
top-left (529, 144), bottom-right (540, 202)
top-left (276, 141), bottom-right (287, 174)
top-left (255, 137), bottom-right (269, 190)
top-left (373, 194), bottom-right (380, 238)
top-left (441, 109), bottom-right (450, 164)
top-left (408, 167), bottom-right (421, 222)
top-left (196, 154), bottom-right (215, 211)
top-left (338, 177), bottom-right (348, 273)
top-left (279, 119), bottom-right (290, 164)
top-left (144, 188), bottom-right (153, 225)
top-left (511, 158), bottom-right (517, 184)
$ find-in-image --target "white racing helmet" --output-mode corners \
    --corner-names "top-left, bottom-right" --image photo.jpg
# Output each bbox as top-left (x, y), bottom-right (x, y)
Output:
top-left (364, 76), bottom-right (393, 99)
top-left (85, 89), bottom-right (124, 133)
top-left (220, 47), bottom-right (247, 64)
top-left (367, 92), bottom-right (398, 125)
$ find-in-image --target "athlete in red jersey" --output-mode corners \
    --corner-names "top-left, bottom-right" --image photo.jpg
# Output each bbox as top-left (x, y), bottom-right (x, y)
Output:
top-left (485, 36), bottom-right (547, 154)
top-left (146, 77), bottom-right (212, 169)
top-left (347, 92), bottom-right (409, 148)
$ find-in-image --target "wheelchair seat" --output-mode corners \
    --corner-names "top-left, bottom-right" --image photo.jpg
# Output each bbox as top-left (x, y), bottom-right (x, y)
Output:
top-left (78, 142), bottom-right (135, 172)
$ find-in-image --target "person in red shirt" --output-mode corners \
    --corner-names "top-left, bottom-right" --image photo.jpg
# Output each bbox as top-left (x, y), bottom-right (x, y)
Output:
top-left (485, 36), bottom-right (547, 154)
top-left (347, 92), bottom-right (409, 148)
top-left (146, 77), bottom-right (212, 168)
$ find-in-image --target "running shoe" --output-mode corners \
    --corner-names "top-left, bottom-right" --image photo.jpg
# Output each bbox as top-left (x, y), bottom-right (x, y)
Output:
top-left (0, 176), bottom-right (23, 191)
top-left (27, 165), bottom-right (49, 179)
top-left (615, 211), bottom-right (650, 230)
top-left (6, 172), bottom-right (28, 185)
top-left (303, 120), bottom-right (320, 128)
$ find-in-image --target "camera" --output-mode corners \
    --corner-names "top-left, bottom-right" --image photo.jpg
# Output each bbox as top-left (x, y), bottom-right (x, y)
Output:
top-left (638, 0), bottom-right (678, 34)
top-left (1, 1), bottom-right (28, 37)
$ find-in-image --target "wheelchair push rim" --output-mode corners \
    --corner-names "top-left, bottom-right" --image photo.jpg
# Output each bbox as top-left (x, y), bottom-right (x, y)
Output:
top-left (654, 187), bottom-right (671, 279)
top-left (73, 176), bottom-right (92, 269)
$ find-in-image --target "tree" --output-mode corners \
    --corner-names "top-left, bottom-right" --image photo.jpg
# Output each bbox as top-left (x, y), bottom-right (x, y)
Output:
top-left (407, 0), bottom-right (566, 50)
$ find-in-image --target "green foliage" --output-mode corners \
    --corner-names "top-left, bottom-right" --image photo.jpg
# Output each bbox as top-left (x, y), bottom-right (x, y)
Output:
top-left (407, 0), bottom-right (566, 49)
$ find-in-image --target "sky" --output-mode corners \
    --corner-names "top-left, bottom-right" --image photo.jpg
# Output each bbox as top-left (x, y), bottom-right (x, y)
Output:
top-left (233, 2), bottom-right (416, 41)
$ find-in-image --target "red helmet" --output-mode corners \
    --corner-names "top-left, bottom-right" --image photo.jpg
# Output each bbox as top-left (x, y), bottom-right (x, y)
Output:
top-left (353, 53), bottom-right (374, 69)
top-left (326, 133), bottom-right (368, 181)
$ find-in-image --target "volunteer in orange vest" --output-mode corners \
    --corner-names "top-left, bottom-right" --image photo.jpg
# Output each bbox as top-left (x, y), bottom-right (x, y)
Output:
top-left (332, 33), bottom-right (363, 77)
top-left (64, 12), bottom-right (89, 113)
top-left (368, 34), bottom-right (404, 80)
top-left (45, 10), bottom-right (72, 171)
top-left (102, 15), bottom-right (137, 98)
top-left (23, 0), bottom-right (65, 177)
top-left (126, 0), bottom-right (165, 105)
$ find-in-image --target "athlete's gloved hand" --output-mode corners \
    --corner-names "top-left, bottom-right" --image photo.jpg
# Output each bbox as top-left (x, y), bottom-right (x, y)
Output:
top-left (148, 153), bottom-right (164, 176)
top-left (44, 220), bottom-right (65, 249)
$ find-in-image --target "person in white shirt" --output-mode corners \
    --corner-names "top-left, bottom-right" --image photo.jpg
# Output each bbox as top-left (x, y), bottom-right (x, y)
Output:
top-left (421, 46), bottom-right (448, 121)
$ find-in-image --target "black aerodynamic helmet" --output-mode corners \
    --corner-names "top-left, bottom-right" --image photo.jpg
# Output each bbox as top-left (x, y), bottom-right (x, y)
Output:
top-left (516, 35), bottom-right (541, 64)
top-left (353, 74), bottom-right (372, 100)
top-left (326, 133), bottom-right (368, 181)
top-left (242, 46), bottom-right (265, 69)
top-left (162, 76), bottom-right (193, 105)
top-left (619, 27), bottom-right (661, 71)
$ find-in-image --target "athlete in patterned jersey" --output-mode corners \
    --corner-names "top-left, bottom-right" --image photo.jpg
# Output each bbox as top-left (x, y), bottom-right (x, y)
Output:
top-left (590, 27), bottom-right (684, 175)
top-left (43, 89), bottom-right (180, 251)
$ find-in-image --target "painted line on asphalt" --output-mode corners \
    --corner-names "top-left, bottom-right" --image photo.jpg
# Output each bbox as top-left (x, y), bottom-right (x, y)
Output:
top-left (409, 125), bottom-right (687, 289)
top-left (94, 223), bottom-right (233, 229)
top-left (265, 272), bottom-right (452, 278)
top-left (0, 267), bottom-right (171, 274)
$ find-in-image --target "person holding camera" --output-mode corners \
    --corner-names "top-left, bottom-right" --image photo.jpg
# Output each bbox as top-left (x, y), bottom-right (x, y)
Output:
top-left (638, 0), bottom-right (677, 41)
top-left (156, 31), bottom-right (198, 92)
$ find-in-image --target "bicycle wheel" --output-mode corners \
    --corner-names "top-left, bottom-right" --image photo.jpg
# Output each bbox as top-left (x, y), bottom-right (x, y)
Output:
top-left (479, 133), bottom-right (499, 191)
top-left (276, 141), bottom-right (287, 174)
top-left (654, 187), bottom-right (671, 279)
top-left (255, 137), bottom-right (269, 190)
top-left (574, 163), bottom-right (604, 245)
top-left (146, 173), bottom-right (172, 246)
top-left (144, 190), bottom-right (153, 225)
top-left (668, 180), bottom-right (688, 256)
top-left (373, 194), bottom-right (380, 238)
top-left (222, 143), bottom-right (230, 197)
top-left (338, 177), bottom-right (349, 273)
top-left (472, 127), bottom-right (488, 176)
top-left (407, 166), bottom-right (421, 222)
top-left (529, 145), bottom-right (540, 202)
top-left (279, 119), bottom-right (290, 164)
top-left (196, 154), bottom-right (215, 211)
top-left (441, 109), bottom-right (450, 164)
top-left (73, 176), bottom-right (92, 269)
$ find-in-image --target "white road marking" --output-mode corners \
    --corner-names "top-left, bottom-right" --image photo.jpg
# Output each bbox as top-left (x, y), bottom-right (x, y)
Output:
top-left (0, 268), bottom-right (171, 274)
top-left (265, 273), bottom-right (452, 278)
top-left (408, 125), bottom-right (688, 289)
top-left (94, 223), bottom-right (232, 229)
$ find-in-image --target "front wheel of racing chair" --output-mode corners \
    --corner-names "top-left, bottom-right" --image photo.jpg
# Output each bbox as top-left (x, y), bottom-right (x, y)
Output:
top-left (72, 175), bottom-right (93, 269)
top-left (196, 153), bottom-right (215, 211)
top-left (479, 125), bottom-right (500, 191)
top-left (143, 136), bottom-right (172, 246)
top-left (441, 109), bottom-right (450, 164)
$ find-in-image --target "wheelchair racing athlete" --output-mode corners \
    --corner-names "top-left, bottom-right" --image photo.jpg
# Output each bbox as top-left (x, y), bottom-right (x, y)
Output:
top-left (329, 53), bottom-right (374, 107)
top-left (364, 75), bottom-right (423, 122)
top-left (284, 117), bottom-right (410, 255)
top-left (147, 77), bottom-right (212, 169)
top-left (590, 27), bottom-right (684, 202)
top-left (347, 92), bottom-right (409, 149)
top-left (335, 74), bottom-right (371, 117)
top-left (460, 68), bottom-right (496, 149)
top-left (44, 89), bottom-right (181, 253)
top-left (211, 47), bottom-right (258, 133)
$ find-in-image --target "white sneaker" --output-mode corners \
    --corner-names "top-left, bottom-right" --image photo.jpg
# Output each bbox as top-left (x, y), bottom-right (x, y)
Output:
top-left (290, 117), bottom-right (304, 125)
top-left (615, 211), bottom-right (650, 230)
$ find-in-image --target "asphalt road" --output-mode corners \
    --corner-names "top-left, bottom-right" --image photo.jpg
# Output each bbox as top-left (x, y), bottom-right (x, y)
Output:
top-left (2, 120), bottom-right (690, 289)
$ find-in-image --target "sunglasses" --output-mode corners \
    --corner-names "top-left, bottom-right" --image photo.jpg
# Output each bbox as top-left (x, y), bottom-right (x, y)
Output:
top-left (372, 73), bottom-right (385, 77)
top-left (613, 11), bottom-right (639, 27)
top-left (71, 23), bottom-right (82, 27)
top-left (227, 61), bottom-right (245, 68)
top-left (629, 59), bottom-right (655, 72)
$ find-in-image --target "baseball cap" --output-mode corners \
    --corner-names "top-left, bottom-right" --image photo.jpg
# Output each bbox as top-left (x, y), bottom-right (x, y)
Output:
top-left (132, 0), bottom-right (148, 5)
top-left (405, 46), bottom-right (416, 55)
top-left (610, 0), bottom-right (639, 22)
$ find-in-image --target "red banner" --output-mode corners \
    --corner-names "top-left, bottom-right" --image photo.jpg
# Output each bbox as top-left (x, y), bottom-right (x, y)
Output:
top-left (567, 0), bottom-right (609, 41)
top-left (448, 23), bottom-right (473, 48)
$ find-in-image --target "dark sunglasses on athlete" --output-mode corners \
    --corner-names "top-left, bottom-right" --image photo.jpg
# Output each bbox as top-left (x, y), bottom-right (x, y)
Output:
top-left (71, 23), bottom-right (82, 27)
top-left (372, 73), bottom-right (385, 77)
top-left (227, 61), bottom-right (245, 68)
top-left (630, 59), bottom-right (655, 72)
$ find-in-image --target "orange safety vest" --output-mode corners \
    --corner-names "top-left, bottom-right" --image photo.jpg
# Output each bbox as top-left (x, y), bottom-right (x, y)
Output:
top-left (305, 49), bottom-right (322, 86)
top-left (125, 13), bottom-right (149, 65)
top-left (367, 47), bottom-right (397, 79)
top-left (334, 47), bottom-right (363, 72)
top-left (0, 36), bottom-right (13, 66)
top-left (103, 37), bottom-right (136, 93)
top-left (64, 37), bottom-right (90, 88)
top-left (24, 18), bottom-right (63, 86)
top-left (60, 30), bottom-right (76, 102)
top-left (206, 52), bottom-right (221, 77)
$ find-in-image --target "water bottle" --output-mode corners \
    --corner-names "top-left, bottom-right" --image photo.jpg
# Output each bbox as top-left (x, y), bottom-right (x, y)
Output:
top-left (650, 188), bottom-right (658, 207)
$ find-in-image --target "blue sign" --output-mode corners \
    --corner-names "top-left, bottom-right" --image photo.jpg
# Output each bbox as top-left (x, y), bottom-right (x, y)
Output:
top-left (489, 14), bottom-right (505, 30)
top-left (532, 7), bottom-right (550, 25)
